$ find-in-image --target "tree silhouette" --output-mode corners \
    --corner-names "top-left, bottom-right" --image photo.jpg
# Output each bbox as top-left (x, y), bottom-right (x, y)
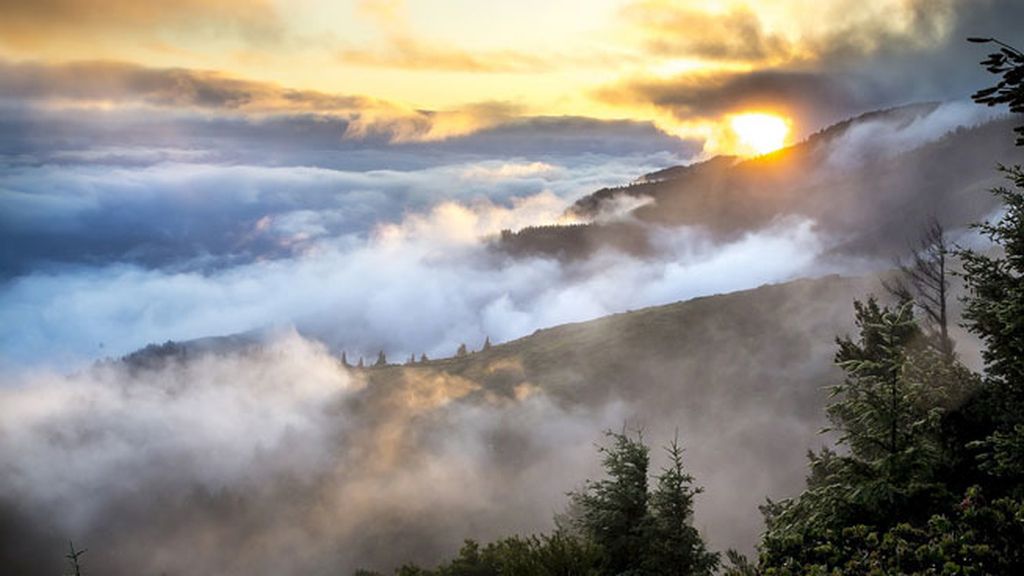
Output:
top-left (646, 433), bottom-right (719, 575)
top-left (570, 429), bottom-right (652, 574)
top-left (65, 541), bottom-right (86, 576)
top-left (883, 219), bottom-right (955, 359)
top-left (969, 37), bottom-right (1024, 144)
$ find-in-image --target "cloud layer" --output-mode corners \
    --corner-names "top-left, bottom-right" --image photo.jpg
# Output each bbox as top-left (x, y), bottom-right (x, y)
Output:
top-left (0, 332), bottom-right (634, 574)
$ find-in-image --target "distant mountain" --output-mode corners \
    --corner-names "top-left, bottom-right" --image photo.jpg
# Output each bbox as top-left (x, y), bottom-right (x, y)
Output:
top-left (496, 104), bottom-right (1020, 260)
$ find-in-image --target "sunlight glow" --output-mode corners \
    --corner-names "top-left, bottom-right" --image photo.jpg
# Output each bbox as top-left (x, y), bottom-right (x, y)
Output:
top-left (729, 113), bottom-right (791, 155)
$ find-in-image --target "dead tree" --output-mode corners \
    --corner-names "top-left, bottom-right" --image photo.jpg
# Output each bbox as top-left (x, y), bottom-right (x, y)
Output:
top-left (883, 218), bottom-right (954, 358)
top-left (66, 541), bottom-right (86, 576)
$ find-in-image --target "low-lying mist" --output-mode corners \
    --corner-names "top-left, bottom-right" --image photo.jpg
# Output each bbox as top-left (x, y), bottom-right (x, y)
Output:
top-left (0, 331), bottom-right (630, 574)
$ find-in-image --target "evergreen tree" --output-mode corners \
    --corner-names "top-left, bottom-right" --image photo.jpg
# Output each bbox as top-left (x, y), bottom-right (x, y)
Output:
top-left (357, 357), bottom-right (364, 369)
top-left (375, 350), bottom-right (387, 367)
top-left (482, 336), bottom-right (492, 351)
top-left (754, 40), bottom-right (1024, 573)
top-left (456, 343), bottom-right (468, 357)
top-left (959, 165), bottom-right (1024, 416)
top-left (420, 353), bottom-right (429, 363)
top-left (570, 430), bottom-right (652, 575)
top-left (969, 37), bottom-right (1024, 144)
top-left (758, 299), bottom-right (961, 570)
top-left (341, 351), bottom-right (350, 367)
top-left (645, 435), bottom-right (719, 576)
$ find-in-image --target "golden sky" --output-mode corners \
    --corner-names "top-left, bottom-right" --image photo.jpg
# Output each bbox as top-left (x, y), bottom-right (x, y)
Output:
top-left (0, 0), bottom-right (965, 154)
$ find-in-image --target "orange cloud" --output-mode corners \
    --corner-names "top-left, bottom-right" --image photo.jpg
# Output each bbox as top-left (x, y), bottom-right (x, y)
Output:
top-left (339, 39), bottom-right (551, 73)
top-left (341, 0), bottom-right (552, 73)
top-left (0, 0), bottom-right (281, 48)
top-left (621, 1), bottom-right (793, 63)
top-left (0, 58), bottom-right (527, 143)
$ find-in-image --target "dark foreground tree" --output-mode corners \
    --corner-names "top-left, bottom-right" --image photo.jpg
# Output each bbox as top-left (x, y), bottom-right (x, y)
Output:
top-left (752, 38), bottom-right (1024, 575)
top-left (969, 37), bottom-right (1024, 144)
top-left (360, 430), bottom-right (715, 576)
top-left (570, 430), bottom-right (652, 575)
top-left (645, 436), bottom-right (719, 576)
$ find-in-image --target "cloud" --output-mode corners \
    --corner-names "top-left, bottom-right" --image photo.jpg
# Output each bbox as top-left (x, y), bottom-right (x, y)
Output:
top-left (593, 0), bottom-right (1022, 151)
top-left (0, 144), bottom-right (684, 277)
top-left (0, 59), bottom-right (522, 143)
top-left (0, 59), bottom-right (374, 113)
top-left (0, 331), bottom-right (633, 574)
top-left (596, 68), bottom-right (861, 134)
top-left (0, 0), bottom-right (281, 48)
top-left (0, 185), bottom-right (829, 369)
top-left (342, 0), bottom-right (551, 73)
top-left (0, 59), bottom-right (697, 147)
top-left (3, 98), bottom-right (1009, 370)
top-left (621, 1), bottom-right (792, 62)
top-left (619, 0), bottom-right (958, 65)
top-left (339, 38), bottom-right (551, 74)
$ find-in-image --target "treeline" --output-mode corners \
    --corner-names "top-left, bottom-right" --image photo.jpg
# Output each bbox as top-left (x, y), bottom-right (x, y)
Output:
top-left (340, 337), bottom-right (493, 369)
top-left (357, 432), bottom-right (718, 576)
top-left (354, 40), bottom-right (1024, 575)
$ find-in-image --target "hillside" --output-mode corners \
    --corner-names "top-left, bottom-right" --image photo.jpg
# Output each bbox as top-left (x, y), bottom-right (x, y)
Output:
top-left (354, 274), bottom-right (878, 555)
top-left (73, 273), bottom-right (883, 569)
top-left (496, 106), bottom-right (1021, 261)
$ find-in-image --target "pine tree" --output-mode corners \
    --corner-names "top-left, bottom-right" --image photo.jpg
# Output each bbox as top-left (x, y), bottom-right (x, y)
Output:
top-left (969, 37), bottom-right (1024, 144)
top-left (482, 336), bottom-right (492, 351)
top-left (375, 350), bottom-right (387, 367)
top-left (645, 435), bottom-right (719, 576)
top-left (456, 343), bottom-right (468, 357)
top-left (570, 430), bottom-right (652, 575)
top-left (959, 166), bottom-right (1024, 413)
top-left (357, 357), bottom-right (364, 369)
top-left (341, 351), bottom-right (350, 367)
top-left (420, 353), bottom-right (428, 363)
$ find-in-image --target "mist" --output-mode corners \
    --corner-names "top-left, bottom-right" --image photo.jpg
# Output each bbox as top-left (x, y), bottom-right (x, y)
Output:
top-left (0, 73), bottom-right (1015, 575)
top-left (0, 330), bottom-right (633, 574)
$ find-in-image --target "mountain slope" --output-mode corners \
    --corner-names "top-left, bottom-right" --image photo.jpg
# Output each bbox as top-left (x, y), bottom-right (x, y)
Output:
top-left (360, 274), bottom-right (878, 554)
top-left (497, 105), bottom-right (1020, 261)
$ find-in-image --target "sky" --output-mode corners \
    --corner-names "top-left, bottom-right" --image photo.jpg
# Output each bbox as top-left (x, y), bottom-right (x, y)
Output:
top-left (2, 0), bottom-right (1021, 150)
top-left (0, 0), bottom-right (1021, 368)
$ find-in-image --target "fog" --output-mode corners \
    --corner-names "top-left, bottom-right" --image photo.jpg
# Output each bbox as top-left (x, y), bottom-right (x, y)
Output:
top-left (0, 331), bottom-right (633, 574)
top-left (0, 90), bottom-right (1014, 573)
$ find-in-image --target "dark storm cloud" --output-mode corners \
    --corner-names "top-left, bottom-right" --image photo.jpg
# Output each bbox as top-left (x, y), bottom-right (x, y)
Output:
top-left (0, 59), bottom-right (373, 111)
top-left (597, 69), bottom-right (863, 132)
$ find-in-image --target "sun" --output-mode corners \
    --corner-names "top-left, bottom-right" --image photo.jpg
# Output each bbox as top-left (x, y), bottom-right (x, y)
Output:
top-left (729, 113), bottom-right (790, 156)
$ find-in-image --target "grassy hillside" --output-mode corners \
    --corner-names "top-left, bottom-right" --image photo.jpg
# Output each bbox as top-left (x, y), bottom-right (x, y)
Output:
top-left (360, 274), bottom-right (878, 551)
